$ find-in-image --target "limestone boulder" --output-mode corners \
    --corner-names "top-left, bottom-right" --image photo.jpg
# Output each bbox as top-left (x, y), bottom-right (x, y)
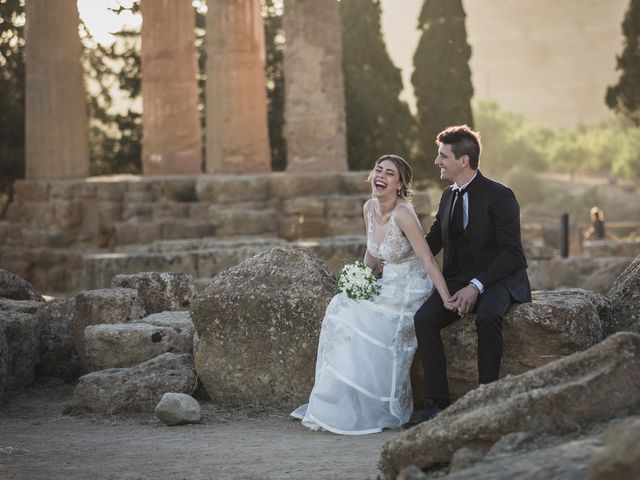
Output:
top-left (35, 296), bottom-right (82, 379)
top-left (379, 332), bottom-right (640, 479)
top-left (72, 288), bottom-right (146, 371)
top-left (606, 254), bottom-right (640, 334)
top-left (155, 392), bottom-right (202, 426)
top-left (0, 268), bottom-right (44, 301)
top-left (85, 322), bottom-right (194, 370)
top-left (412, 289), bottom-right (610, 402)
top-left (590, 417), bottom-right (640, 480)
top-left (0, 311), bottom-right (40, 388)
top-left (0, 298), bottom-right (44, 314)
top-left (71, 353), bottom-right (196, 414)
top-left (0, 327), bottom-right (8, 404)
top-left (133, 310), bottom-right (193, 329)
top-left (191, 247), bottom-right (335, 407)
top-left (111, 272), bottom-right (196, 314)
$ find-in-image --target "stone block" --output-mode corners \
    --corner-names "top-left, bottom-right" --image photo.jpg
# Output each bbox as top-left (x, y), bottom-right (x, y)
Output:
top-left (340, 171), bottom-right (371, 195)
top-left (85, 322), bottom-right (194, 370)
top-left (0, 311), bottom-right (40, 388)
top-left (13, 180), bottom-right (49, 202)
top-left (111, 272), bottom-right (197, 313)
top-left (71, 352), bottom-right (197, 414)
top-left (51, 200), bottom-right (83, 230)
top-left (607, 254), bottom-right (640, 335)
top-left (72, 288), bottom-right (146, 371)
top-left (0, 269), bottom-right (44, 301)
top-left (379, 332), bottom-right (640, 478)
top-left (195, 175), bottom-right (271, 204)
top-left (0, 299), bottom-right (43, 314)
top-left (411, 289), bottom-right (610, 403)
top-left (590, 417), bottom-right (640, 480)
top-left (278, 216), bottom-right (329, 240)
top-left (35, 296), bottom-right (82, 379)
top-left (160, 220), bottom-right (215, 240)
top-left (0, 327), bottom-right (7, 404)
top-left (325, 194), bottom-right (368, 218)
top-left (191, 247), bottom-right (335, 407)
top-left (270, 173), bottom-right (343, 199)
top-left (282, 196), bottom-right (326, 216)
top-left (209, 208), bottom-right (277, 237)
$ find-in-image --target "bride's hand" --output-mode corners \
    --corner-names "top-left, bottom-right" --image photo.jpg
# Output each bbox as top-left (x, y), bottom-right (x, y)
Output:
top-left (442, 298), bottom-right (457, 311)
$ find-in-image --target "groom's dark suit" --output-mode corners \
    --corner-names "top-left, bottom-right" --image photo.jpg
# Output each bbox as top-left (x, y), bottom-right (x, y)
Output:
top-left (415, 170), bottom-right (531, 404)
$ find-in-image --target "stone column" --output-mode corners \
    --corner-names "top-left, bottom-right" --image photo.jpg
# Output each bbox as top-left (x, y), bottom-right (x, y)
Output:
top-left (24, 0), bottom-right (89, 179)
top-left (140, 0), bottom-right (202, 174)
top-left (283, 0), bottom-right (348, 172)
top-left (206, 0), bottom-right (272, 173)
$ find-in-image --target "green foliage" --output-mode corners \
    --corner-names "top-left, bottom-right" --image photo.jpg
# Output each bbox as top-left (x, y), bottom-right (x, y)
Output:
top-left (474, 101), bottom-right (640, 181)
top-left (262, 0), bottom-right (287, 171)
top-left (340, 0), bottom-right (416, 171)
top-left (80, 2), bottom-right (142, 175)
top-left (412, 0), bottom-right (473, 180)
top-left (606, 0), bottom-right (640, 125)
top-left (0, 0), bottom-right (25, 213)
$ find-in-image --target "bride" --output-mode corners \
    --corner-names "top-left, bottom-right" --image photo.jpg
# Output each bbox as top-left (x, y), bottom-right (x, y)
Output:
top-left (291, 155), bottom-right (454, 435)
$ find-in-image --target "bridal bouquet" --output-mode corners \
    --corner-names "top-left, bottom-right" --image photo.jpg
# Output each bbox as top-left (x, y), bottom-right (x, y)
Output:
top-left (336, 260), bottom-right (380, 301)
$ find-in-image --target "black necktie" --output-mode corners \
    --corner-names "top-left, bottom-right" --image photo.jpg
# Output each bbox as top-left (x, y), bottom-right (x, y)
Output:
top-left (450, 186), bottom-right (467, 237)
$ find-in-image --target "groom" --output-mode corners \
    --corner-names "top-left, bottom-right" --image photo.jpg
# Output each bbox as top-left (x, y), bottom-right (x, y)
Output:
top-left (406, 124), bottom-right (531, 427)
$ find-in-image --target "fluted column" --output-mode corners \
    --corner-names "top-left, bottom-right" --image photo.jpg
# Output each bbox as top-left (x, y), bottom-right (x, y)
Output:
top-left (284, 0), bottom-right (347, 172)
top-left (25, 0), bottom-right (89, 179)
top-left (206, 0), bottom-right (271, 173)
top-left (140, 0), bottom-right (202, 174)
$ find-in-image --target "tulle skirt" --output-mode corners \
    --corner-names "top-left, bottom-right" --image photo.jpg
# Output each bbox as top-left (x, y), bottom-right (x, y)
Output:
top-left (291, 256), bottom-right (432, 435)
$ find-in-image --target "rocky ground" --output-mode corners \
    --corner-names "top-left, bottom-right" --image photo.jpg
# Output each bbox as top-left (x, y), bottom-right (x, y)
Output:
top-left (0, 380), bottom-right (394, 480)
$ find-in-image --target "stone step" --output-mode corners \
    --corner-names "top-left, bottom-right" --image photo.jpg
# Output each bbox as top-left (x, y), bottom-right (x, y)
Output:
top-left (84, 235), bottom-right (367, 290)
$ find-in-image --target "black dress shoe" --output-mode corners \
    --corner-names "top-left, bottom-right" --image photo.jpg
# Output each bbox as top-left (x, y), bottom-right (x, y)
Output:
top-left (401, 404), bottom-right (442, 429)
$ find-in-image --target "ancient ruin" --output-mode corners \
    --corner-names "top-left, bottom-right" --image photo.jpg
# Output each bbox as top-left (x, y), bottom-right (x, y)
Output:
top-left (283, 0), bottom-right (348, 172)
top-left (206, 0), bottom-right (272, 173)
top-left (24, 0), bottom-right (89, 179)
top-left (140, 0), bottom-right (202, 174)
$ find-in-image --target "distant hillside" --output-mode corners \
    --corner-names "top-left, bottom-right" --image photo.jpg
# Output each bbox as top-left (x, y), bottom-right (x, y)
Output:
top-left (380, 0), bottom-right (628, 128)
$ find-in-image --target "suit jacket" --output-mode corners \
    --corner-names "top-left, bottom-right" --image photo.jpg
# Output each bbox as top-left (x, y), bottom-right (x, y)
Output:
top-left (426, 171), bottom-right (531, 303)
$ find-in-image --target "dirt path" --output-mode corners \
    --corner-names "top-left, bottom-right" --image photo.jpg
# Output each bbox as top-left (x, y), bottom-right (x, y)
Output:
top-left (0, 382), bottom-right (397, 480)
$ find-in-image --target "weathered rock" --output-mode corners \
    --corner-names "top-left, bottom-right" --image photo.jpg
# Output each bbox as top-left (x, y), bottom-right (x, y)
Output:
top-left (449, 447), bottom-right (485, 473)
top-left (71, 353), bottom-right (196, 414)
top-left (191, 247), bottom-right (334, 406)
top-left (133, 310), bottom-right (193, 329)
top-left (395, 465), bottom-right (428, 480)
top-left (0, 311), bottom-right (40, 388)
top-left (379, 332), bottom-right (640, 478)
top-left (486, 432), bottom-right (535, 458)
top-left (0, 298), bottom-right (44, 314)
top-left (0, 269), bottom-right (43, 301)
top-left (155, 392), bottom-right (202, 426)
top-left (35, 296), bottom-right (82, 379)
top-left (85, 322), bottom-right (194, 370)
top-left (412, 289), bottom-right (610, 402)
top-left (606, 254), bottom-right (640, 334)
top-left (111, 272), bottom-right (196, 314)
top-left (436, 434), bottom-right (602, 480)
top-left (72, 288), bottom-right (146, 371)
top-left (590, 417), bottom-right (640, 480)
top-left (626, 320), bottom-right (640, 334)
top-left (0, 327), bottom-right (8, 404)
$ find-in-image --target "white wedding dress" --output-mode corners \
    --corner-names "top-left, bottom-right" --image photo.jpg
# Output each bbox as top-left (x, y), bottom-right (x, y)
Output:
top-left (290, 206), bottom-right (433, 435)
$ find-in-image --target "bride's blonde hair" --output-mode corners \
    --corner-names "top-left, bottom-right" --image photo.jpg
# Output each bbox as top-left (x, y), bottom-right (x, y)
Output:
top-left (368, 154), bottom-right (414, 200)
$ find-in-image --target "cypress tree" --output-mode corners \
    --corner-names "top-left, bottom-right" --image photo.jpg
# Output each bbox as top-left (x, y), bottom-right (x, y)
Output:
top-left (340, 0), bottom-right (416, 171)
top-left (606, 0), bottom-right (640, 125)
top-left (412, 0), bottom-right (473, 179)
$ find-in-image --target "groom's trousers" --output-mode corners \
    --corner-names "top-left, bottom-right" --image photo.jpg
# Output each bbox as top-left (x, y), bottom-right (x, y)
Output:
top-left (414, 279), bottom-right (513, 405)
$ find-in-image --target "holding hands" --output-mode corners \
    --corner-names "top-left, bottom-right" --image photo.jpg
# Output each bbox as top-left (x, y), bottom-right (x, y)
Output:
top-left (449, 284), bottom-right (480, 316)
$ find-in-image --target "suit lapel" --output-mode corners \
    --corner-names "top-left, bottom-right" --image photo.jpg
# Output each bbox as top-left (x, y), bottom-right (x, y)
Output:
top-left (442, 187), bottom-right (454, 243)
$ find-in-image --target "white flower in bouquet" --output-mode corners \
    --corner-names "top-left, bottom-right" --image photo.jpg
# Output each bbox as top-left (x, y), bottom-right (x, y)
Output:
top-left (336, 259), bottom-right (380, 301)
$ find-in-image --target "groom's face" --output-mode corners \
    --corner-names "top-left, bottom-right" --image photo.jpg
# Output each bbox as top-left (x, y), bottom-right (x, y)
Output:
top-left (435, 143), bottom-right (464, 183)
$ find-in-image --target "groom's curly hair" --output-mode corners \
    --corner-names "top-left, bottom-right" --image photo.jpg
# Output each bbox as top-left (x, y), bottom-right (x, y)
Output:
top-left (436, 125), bottom-right (482, 170)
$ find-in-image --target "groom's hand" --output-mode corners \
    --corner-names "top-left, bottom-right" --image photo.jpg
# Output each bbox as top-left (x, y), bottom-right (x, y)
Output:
top-left (450, 284), bottom-right (479, 316)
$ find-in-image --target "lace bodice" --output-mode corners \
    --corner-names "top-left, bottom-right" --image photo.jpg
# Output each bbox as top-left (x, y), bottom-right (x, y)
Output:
top-left (366, 206), bottom-right (418, 263)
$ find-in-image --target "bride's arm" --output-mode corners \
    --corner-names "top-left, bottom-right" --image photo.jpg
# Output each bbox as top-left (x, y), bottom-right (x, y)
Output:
top-left (395, 205), bottom-right (454, 309)
top-left (362, 199), bottom-right (380, 273)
